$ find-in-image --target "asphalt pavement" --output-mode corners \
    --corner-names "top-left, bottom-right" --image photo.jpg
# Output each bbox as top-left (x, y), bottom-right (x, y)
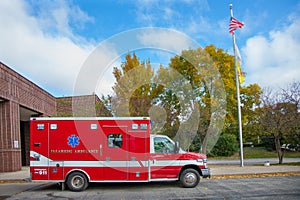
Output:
top-left (4, 177), bottom-right (300, 200)
top-left (0, 158), bottom-right (299, 181)
top-left (0, 160), bottom-right (299, 199)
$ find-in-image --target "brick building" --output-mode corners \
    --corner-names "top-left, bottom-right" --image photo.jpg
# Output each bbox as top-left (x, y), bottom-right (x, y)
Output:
top-left (0, 62), bottom-right (111, 172)
top-left (57, 95), bottom-right (112, 117)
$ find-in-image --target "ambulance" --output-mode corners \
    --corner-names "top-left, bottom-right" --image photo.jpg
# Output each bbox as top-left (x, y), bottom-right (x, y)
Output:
top-left (30, 117), bottom-right (210, 191)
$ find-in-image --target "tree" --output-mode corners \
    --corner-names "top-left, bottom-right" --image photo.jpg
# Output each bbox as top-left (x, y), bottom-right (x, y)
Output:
top-left (241, 84), bottom-right (262, 143)
top-left (167, 45), bottom-right (261, 154)
top-left (205, 46), bottom-right (262, 137)
top-left (257, 82), bottom-right (300, 164)
top-left (111, 53), bottom-right (158, 117)
top-left (281, 81), bottom-right (300, 147)
top-left (160, 46), bottom-right (226, 152)
top-left (153, 66), bottom-right (182, 137)
top-left (110, 46), bottom-right (262, 154)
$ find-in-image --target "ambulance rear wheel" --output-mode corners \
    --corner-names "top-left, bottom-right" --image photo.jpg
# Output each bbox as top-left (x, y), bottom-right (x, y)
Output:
top-left (66, 172), bottom-right (88, 191)
top-left (179, 168), bottom-right (200, 188)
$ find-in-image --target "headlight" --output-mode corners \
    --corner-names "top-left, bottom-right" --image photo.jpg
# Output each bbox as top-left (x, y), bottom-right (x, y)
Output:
top-left (197, 158), bottom-right (208, 168)
top-left (203, 158), bottom-right (208, 168)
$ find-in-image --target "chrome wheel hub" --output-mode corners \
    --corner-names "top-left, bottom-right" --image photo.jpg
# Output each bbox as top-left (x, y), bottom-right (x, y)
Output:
top-left (184, 172), bottom-right (197, 185)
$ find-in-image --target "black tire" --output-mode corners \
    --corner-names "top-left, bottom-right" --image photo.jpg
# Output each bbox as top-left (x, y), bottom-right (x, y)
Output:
top-left (66, 172), bottom-right (88, 191)
top-left (179, 168), bottom-right (200, 188)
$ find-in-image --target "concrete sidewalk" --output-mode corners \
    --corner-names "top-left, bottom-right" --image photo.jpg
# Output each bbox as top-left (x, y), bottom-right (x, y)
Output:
top-left (211, 164), bottom-right (300, 176)
top-left (0, 167), bottom-right (30, 182)
top-left (209, 157), bottom-right (300, 165)
top-left (1, 164), bottom-right (300, 182)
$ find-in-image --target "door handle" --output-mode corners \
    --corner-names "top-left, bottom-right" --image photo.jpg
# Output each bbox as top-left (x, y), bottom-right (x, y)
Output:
top-left (100, 144), bottom-right (102, 156)
top-left (34, 143), bottom-right (41, 147)
top-left (34, 153), bottom-right (40, 161)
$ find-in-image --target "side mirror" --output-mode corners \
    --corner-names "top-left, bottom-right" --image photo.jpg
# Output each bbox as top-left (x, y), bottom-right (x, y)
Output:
top-left (174, 141), bottom-right (180, 154)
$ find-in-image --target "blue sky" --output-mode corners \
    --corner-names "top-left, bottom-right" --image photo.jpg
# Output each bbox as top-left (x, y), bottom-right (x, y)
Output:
top-left (0, 0), bottom-right (299, 97)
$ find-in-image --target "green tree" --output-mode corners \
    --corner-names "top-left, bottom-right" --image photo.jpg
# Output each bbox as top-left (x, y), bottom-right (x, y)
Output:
top-left (166, 45), bottom-right (261, 154)
top-left (209, 134), bottom-right (238, 157)
top-left (154, 64), bottom-right (193, 139)
top-left (205, 46), bottom-right (262, 137)
top-left (241, 84), bottom-right (262, 143)
top-left (166, 46), bottom-right (227, 153)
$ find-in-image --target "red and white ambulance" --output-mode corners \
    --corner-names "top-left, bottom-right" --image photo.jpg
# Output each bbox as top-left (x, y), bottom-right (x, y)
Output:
top-left (30, 117), bottom-right (210, 191)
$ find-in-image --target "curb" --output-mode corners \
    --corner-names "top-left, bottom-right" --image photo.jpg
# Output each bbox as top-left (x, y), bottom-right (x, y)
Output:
top-left (0, 179), bottom-right (28, 184)
top-left (210, 171), bottom-right (300, 179)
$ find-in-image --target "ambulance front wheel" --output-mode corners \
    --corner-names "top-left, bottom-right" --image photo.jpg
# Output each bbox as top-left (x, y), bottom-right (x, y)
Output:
top-left (66, 172), bottom-right (89, 191)
top-left (179, 168), bottom-right (200, 188)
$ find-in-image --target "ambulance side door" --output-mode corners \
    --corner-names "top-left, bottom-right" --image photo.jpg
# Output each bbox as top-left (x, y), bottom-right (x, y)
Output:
top-left (30, 121), bottom-right (50, 180)
top-left (101, 127), bottom-right (128, 180)
top-left (150, 136), bottom-right (179, 179)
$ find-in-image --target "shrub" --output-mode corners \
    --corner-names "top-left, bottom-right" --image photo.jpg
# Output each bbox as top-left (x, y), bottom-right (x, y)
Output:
top-left (209, 134), bottom-right (238, 157)
top-left (261, 135), bottom-right (275, 151)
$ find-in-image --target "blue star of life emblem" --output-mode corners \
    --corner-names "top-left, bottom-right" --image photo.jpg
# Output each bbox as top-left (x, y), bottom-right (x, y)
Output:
top-left (67, 134), bottom-right (80, 148)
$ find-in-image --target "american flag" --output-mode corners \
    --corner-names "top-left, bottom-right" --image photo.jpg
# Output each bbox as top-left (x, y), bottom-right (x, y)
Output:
top-left (229, 17), bottom-right (244, 34)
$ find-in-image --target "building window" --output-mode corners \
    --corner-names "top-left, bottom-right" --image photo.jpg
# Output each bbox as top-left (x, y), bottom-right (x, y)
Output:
top-left (108, 134), bottom-right (123, 148)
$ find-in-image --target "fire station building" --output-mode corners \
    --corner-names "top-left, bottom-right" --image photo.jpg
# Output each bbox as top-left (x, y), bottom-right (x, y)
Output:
top-left (0, 62), bottom-right (110, 172)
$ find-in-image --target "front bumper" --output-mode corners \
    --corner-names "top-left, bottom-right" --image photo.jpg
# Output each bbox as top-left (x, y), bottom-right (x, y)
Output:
top-left (201, 168), bottom-right (211, 178)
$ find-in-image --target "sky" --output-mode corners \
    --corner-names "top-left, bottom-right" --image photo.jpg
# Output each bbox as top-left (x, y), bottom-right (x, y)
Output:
top-left (0, 0), bottom-right (299, 97)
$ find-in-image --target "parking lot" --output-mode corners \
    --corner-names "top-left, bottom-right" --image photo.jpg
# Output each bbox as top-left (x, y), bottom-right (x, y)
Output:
top-left (1, 176), bottom-right (299, 200)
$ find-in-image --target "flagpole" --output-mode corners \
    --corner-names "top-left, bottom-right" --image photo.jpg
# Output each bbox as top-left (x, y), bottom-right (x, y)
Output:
top-left (230, 4), bottom-right (244, 167)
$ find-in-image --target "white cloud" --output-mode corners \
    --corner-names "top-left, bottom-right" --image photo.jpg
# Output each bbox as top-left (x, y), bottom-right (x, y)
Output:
top-left (95, 60), bottom-right (121, 96)
top-left (243, 16), bottom-right (300, 89)
top-left (137, 28), bottom-right (197, 53)
top-left (0, 0), bottom-right (101, 96)
top-left (32, 0), bottom-right (94, 41)
top-left (74, 43), bottom-right (120, 96)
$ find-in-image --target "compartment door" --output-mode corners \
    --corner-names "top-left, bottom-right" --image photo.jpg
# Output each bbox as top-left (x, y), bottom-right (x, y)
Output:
top-left (49, 161), bottom-right (64, 181)
top-left (128, 131), bottom-right (148, 181)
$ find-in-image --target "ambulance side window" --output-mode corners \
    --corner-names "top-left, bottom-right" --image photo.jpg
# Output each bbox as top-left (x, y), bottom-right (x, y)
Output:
top-left (108, 134), bottom-right (123, 148)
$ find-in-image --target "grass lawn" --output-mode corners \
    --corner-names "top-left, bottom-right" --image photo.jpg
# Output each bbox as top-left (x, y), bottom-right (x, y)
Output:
top-left (209, 147), bottom-right (300, 160)
top-left (244, 147), bottom-right (300, 159)
top-left (271, 162), bottom-right (300, 166)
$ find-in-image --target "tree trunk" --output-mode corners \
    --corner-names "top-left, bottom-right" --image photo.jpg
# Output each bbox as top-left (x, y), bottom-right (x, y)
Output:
top-left (274, 136), bottom-right (284, 164)
top-left (201, 135), bottom-right (208, 154)
top-left (278, 150), bottom-right (284, 164)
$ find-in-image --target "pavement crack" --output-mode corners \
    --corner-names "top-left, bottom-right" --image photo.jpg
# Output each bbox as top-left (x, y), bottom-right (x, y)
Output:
top-left (0, 195), bottom-right (10, 200)
top-left (46, 192), bottom-right (74, 200)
